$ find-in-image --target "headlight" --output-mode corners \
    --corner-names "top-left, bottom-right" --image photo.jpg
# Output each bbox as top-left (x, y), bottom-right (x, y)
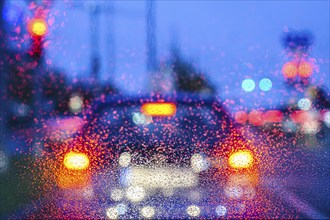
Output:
top-left (186, 205), bottom-right (201, 217)
top-left (125, 185), bottom-right (146, 202)
top-left (119, 152), bottom-right (131, 167)
top-left (191, 153), bottom-right (209, 173)
top-left (140, 206), bottom-right (155, 219)
top-left (228, 150), bottom-right (254, 169)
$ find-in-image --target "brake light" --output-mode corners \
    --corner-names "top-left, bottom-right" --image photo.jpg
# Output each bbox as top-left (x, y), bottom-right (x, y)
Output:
top-left (141, 103), bottom-right (176, 117)
top-left (228, 150), bottom-right (254, 169)
top-left (63, 152), bottom-right (90, 170)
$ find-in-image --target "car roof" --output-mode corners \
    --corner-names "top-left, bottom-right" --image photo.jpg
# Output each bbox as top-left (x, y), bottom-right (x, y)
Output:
top-left (92, 93), bottom-right (220, 108)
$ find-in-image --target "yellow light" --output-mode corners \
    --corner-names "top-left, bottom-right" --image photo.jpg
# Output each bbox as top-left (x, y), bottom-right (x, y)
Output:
top-left (228, 150), bottom-right (254, 169)
top-left (28, 18), bottom-right (47, 37)
top-left (141, 103), bottom-right (176, 117)
top-left (63, 152), bottom-right (90, 170)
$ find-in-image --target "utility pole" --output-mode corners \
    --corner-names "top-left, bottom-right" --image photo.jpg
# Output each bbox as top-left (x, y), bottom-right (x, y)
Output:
top-left (146, 0), bottom-right (160, 92)
top-left (146, 0), bottom-right (157, 73)
top-left (72, 1), bottom-right (116, 83)
top-left (105, 1), bottom-right (115, 82)
top-left (89, 3), bottom-right (100, 81)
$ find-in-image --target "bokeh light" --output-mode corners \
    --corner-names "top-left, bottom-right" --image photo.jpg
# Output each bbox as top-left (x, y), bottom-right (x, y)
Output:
top-left (324, 111), bottom-right (330, 128)
top-left (63, 152), bottom-right (90, 170)
top-left (301, 121), bottom-right (320, 134)
top-left (259, 78), bottom-right (272, 91)
top-left (248, 110), bottom-right (264, 126)
top-left (282, 61), bottom-right (298, 78)
top-left (191, 153), bottom-right (209, 173)
top-left (116, 203), bottom-right (127, 215)
top-left (106, 207), bottom-right (119, 220)
top-left (186, 205), bottom-right (201, 217)
top-left (264, 110), bottom-right (283, 123)
top-left (298, 61), bottom-right (313, 78)
top-left (228, 150), bottom-right (254, 169)
top-left (290, 110), bottom-right (312, 124)
top-left (298, 98), bottom-right (312, 110)
top-left (235, 111), bottom-right (248, 124)
top-left (69, 93), bottom-right (84, 113)
top-left (118, 152), bottom-right (131, 167)
top-left (141, 103), bottom-right (176, 117)
top-left (110, 188), bottom-right (124, 201)
top-left (140, 206), bottom-right (155, 219)
top-left (14, 103), bottom-right (30, 117)
top-left (125, 185), bottom-right (145, 202)
top-left (28, 18), bottom-right (48, 37)
top-left (132, 112), bottom-right (152, 125)
top-left (242, 79), bottom-right (255, 92)
top-left (215, 205), bottom-right (227, 217)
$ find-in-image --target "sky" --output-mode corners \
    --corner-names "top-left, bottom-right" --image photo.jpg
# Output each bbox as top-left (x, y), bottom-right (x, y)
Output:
top-left (3, 0), bottom-right (330, 110)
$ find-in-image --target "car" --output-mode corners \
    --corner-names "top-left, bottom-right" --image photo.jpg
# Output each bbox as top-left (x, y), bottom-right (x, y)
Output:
top-left (42, 94), bottom-right (260, 219)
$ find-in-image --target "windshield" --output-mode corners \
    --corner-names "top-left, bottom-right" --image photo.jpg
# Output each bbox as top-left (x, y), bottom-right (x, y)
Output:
top-left (1, 1), bottom-right (329, 219)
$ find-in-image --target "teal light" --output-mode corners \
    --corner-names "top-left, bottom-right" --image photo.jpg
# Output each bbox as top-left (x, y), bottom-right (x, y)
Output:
top-left (259, 78), bottom-right (272, 91)
top-left (242, 79), bottom-right (255, 92)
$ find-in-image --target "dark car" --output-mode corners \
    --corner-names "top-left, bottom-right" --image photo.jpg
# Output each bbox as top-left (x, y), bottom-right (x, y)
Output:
top-left (42, 94), bottom-right (260, 219)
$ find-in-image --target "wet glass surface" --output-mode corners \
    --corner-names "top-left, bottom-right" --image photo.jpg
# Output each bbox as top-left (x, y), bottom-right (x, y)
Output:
top-left (0, 1), bottom-right (329, 219)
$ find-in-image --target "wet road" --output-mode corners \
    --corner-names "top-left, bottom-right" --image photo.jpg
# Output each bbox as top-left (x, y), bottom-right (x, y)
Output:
top-left (3, 141), bottom-right (329, 219)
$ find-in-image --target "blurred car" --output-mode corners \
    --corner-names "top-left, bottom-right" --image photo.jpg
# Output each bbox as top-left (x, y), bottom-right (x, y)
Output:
top-left (43, 94), bottom-right (260, 219)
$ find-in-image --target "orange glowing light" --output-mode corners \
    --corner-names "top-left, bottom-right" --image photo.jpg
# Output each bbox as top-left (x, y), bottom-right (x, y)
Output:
top-left (28, 18), bottom-right (47, 37)
top-left (63, 152), bottom-right (90, 170)
top-left (298, 61), bottom-right (313, 78)
top-left (235, 111), bottom-right (248, 124)
top-left (141, 103), bottom-right (176, 116)
top-left (282, 62), bottom-right (298, 79)
top-left (228, 150), bottom-right (254, 169)
top-left (57, 170), bottom-right (90, 189)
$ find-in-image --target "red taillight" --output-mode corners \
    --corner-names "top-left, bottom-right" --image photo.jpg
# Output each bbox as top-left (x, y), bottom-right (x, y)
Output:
top-left (264, 110), bottom-right (283, 123)
top-left (141, 103), bottom-right (176, 117)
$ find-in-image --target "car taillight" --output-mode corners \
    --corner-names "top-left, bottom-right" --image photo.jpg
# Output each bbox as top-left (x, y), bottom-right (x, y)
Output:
top-left (228, 150), bottom-right (254, 169)
top-left (63, 152), bottom-right (90, 170)
top-left (141, 103), bottom-right (176, 117)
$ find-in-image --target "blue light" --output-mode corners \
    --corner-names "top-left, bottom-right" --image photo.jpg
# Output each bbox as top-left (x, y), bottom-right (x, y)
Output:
top-left (259, 78), bottom-right (272, 91)
top-left (242, 79), bottom-right (255, 92)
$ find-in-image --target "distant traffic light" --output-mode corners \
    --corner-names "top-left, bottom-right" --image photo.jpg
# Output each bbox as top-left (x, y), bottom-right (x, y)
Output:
top-left (27, 18), bottom-right (48, 59)
top-left (282, 61), bottom-right (298, 79)
top-left (297, 61), bottom-right (313, 78)
top-left (282, 60), bottom-right (313, 79)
